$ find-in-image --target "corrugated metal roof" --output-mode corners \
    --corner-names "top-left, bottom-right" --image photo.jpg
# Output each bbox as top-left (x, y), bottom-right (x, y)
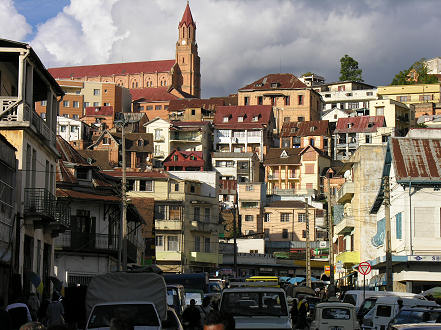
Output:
top-left (281, 120), bottom-right (330, 137)
top-left (334, 116), bottom-right (385, 133)
top-left (214, 105), bottom-right (273, 129)
top-left (392, 137), bottom-right (441, 183)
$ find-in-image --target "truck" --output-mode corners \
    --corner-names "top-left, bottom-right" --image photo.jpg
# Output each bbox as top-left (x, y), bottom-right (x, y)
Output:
top-left (85, 271), bottom-right (168, 330)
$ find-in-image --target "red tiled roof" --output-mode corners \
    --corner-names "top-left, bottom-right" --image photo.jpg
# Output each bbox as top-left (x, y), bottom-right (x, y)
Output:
top-left (84, 106), bottom-right (114, 117)
top-left (49, 60), bottom-right (176, 79)
top-left (391, 137), bottom-right (441, 183)
top-left (281, 120), bottom-right (330, 137)
top-left (239, 73), bottom-right (307, 91)
top-left (334, 116), bottom-right (385, 133)
top-left (130, 87), bottom-right (180, 102)
top-left (214, 105), bottom-right (273, 129)
top-left (179, 2), bottom-right (196, 28)
top-left (103, 170), bottom-right (169, 178)
top-left (57, 188), bottom-right (120, 202)
top-left (168, 98), bottom-right (224, 111)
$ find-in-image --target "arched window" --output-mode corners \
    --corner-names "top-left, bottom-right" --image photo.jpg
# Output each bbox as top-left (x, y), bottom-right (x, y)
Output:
top-left (164, 81), bottom-right (167, 86)
top-left (182, 27), bottom-right (185, 38)
top-left (160, 81), bottom-right (163, 86)
top-left (132, 82), bottom-right (135, 88)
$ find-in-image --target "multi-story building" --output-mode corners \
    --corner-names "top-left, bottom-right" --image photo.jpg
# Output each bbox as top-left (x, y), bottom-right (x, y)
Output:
top-left (144, 118), bottom-right (170, 167)
top-left (88, 130), bottom-right (153, 169)
top-left (163, 150), bottom-right (206, 171)
top-left (315, 81), bottom-right (377, 114)
top-left (0, 38), bottom-right (69, 298)
top-left (264, 146), bottom-right (331, 196)
top-left (369, 135), bottom-right (441, 292)
top-left (168, 98), bottom-right (225, 122)
top-left (377, 84), bottom-right (441, 106)
top-left (279, 120), bottom-right (331, 155)
top-left (49, 2), bottom-right (201, 98)
top-left (238, 183), bottom-right (266, 236)
top-left (104, 170), bottom-right (221, 273)
top-left (425, 57), bottom-right (441, 74)
top-left (213, 105), bottom-right (275, 161)
top-left (333, 116), bottom-right (392, 161)
top-left (212, 152), bottom-right (262, 208)
top-left (56, 116), bottom-right (93, 149)
top-left (333, 145), bottom-right (386, 284)
top-left (35, 80), bottom-right (132, 120)
top-left (369, 99), bottom-right (416, 136)
top-left (237, 74), bottom-right (322, 132)
top-left (0, 134), bottom-right (16, 300)
top-left (121, 113), bottom-right (149, 133)
top-left (81, 105), bottom-right (116, 133)
top-left (54, 137), bottom-right (146, 285)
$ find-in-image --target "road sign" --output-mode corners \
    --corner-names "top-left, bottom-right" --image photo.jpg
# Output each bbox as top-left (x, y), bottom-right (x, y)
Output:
top-left (358, 262), bottom-right (371, 275)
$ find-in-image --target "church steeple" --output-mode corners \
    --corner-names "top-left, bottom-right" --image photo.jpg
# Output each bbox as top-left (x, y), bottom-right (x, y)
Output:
top-left (176, 1), bottom-right (200, 98)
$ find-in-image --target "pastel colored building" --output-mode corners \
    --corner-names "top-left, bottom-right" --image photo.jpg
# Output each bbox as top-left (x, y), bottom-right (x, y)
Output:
top-left (377, 84), bottom-right (441, 105)
top-left (369, 99), bottom-right (416, 136)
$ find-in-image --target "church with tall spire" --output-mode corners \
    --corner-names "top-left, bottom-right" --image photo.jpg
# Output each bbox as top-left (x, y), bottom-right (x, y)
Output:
top-left (48, 2), bottom-right (201, 98)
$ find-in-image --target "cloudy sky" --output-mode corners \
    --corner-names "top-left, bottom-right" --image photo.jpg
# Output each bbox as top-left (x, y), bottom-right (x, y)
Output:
top-left (1, 0), bottom-right (440, 98)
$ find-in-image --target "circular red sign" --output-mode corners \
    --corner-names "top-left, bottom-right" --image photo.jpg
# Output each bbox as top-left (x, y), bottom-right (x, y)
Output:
top-left (358, 262), bottom-right (371, 275)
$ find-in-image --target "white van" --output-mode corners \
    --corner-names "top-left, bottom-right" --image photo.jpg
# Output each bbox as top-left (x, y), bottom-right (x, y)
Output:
top-left (342, 290), bottom-right (424, 313)
top-left (361, 296), bottom-right (438, 330)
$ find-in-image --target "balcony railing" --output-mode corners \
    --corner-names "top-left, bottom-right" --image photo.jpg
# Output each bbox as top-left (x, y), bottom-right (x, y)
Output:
top-left (170, 135), bottom-right (201, 142)
top-left (155, 219), bottom-right (183, 230)
top-left (273, 188), bottom-right (296, 196)
top-left (189, 220), bottom-right (219, 232)
top-left (336, 181), bottom-right (355, 204)
top-left (54, 231), bottom-right (118, 251)
top-left (24, 188), bottom-right (70, 227)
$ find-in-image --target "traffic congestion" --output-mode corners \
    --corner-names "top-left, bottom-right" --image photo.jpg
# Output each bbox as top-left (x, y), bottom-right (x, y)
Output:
top-left (6, 268), bottom-right (441, 330)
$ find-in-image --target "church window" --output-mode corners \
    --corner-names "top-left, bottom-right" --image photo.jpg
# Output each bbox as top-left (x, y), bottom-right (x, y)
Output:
top-left (188, 26), bottom-right (191, 38)
top-left (164, 81), bottom-right (167, 86)
top-left (182, 57), bottom-right (185, 64)
top-left (160, 81), bottom-right (163, 86)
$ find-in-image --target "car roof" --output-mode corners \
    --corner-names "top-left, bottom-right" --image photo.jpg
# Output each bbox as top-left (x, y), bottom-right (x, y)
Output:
top-left (92, 301), bottom-right (155, 307)
top-left (375, 296), bottom-right (431, 304)
top-left (316, 302), bottom-right (356, 309)
top-left (223, 287), bottom-right (284, 293)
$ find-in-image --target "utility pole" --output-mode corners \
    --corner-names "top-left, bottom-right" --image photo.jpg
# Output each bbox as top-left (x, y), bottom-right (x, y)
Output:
top-left (233, 189), bottom-right (238, 277)
top-left (384, 176), bottom-right (393, 291)
top-left (305, 197), bottom-right (311, 288)
top-left (326, 175), bottom-right (335, 286)
top-left (117, 118), bottom-right (128, 271)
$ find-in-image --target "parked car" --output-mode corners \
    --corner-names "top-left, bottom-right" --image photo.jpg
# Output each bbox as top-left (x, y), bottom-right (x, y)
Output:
top-left (388, 307), bottom-right (441, 329)
top-left (362, 296), bottom-right (438, 330)
top-left (390, 324), bottom-right (441, 330)
top-left (310, 302), bottom-right (360, 330)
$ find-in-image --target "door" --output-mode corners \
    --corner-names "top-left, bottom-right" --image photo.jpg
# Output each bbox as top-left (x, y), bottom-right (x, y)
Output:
top-left (373, 304), bottom-right (393, 330)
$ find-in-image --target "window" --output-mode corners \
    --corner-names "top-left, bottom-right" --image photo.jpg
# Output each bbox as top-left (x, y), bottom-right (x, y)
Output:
top-left (280, 213), bottom-right (290, 222)
top-left (309, 138), bottom-right (314, 146)
top-left (41, 113), bottom-right (46, 119)
top-left (60, 125), bottom-right (67, 132)
top-left (298, 213), bottom-right (306, 222)
top-left (258, 96), bottom-right (263, 105)
top-left (84, 102), bottom-right (90, 108)
top-left (168, 236), bottom-right (179, 251)
top-left (139, 180), bottom-right (153, 192)
top-left (298, 95), bottom-right (304, 105)
top-left (204, 208), bottom-right (211, 222)
top-left (156, 236), bottom-right (163, 247)
top-left (367, 91), bottom-right (373, 96)
top-left (244, 96), bottom-right (249, 105)
top-left (422, 94), bottom-right (433, 102)
top-left (252, 116), bottom-right (259, 122)
top-left (245, 185), bottom-right (253, 191)
top-left (365, 134), bottom-right (372, 144)
top-left (238, 116), bottom-right (244, 122)
top-left (73, 114), bottom-right (79, 119)
top-left (147, 106), bottom-right (153, 110)
top-left (194, 207), bottom-right (200, 221)
top-left (73, 101), bottom-right (79, 108)
top-left (137, 139), bottom-right (143, 147)
top-left (174, 183), bottom-right (179, 192)
top-left (376, 305), bottom-right (392, 317)
top-left (325, 94), bottom-right (331, 98)
top-left (322, 308), bottom-right (351, 320)
top-left (70, 126), bottom-right (78, 133)
top-left (102, 137), bottom-right (109, 145)
top-left (264, 213), bottom-right (271, 223)
top-left (104, 89), bottom-right (108, 93)
top-left (399, 96), bottom-right (408, 102)
top-left (191, 109), bottom-right (196, 116)
top-left (282, 229), bottom-right (288, 238)
top-left (223, 116), bottom-right (229, 123)
top-left (241, 202), bottom-right (258, 208)
top-left (93, 102), bottom-right (100, 107)
top-left (41, 100), bottom-right (47, 106)
top-left (204, 237), bottom-right (210, 253)
top-left (297, 116), bottom-right (305, 122)
top-left (337, 85), bottom-right (345, 91)
top-left (245, 215), bottom-right (253, 222)
top-left (104, 102), bottom-right (110, 106)
top-left (302, 230), bottom-right (307, 238)
top-left (382, 135), bottom-right (389, 143)
top-left (173, 155), bottom-right (178, 161)
top-left (396, 212), bottom-right (402, 239)
top-left (63, 100), bottom-right (69, 107)
top-left (93, 89), bottom-right (100, 96)
top-left (195, 236), bottom-right (200, 252)
top-left (348, 102), bottom-right (359, 109)
top-left (285, 96), bottom-right (290, 105)
top-left (155, 105), bottom-right (162, 110)
top-left (346, 93), bottom-right (353, 97)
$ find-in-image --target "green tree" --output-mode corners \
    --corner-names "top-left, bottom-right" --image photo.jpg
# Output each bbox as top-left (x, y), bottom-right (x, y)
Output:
top-left (339, 54), bottom-right (363, 82)
top-left (301, 72), bottom-right (315, 77)
top-left (391, 58), bottom-right (438, 85)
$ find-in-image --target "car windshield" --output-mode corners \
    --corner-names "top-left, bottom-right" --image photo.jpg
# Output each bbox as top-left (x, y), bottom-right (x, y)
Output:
top-left (88, 304), bottom-right (159, 328)
top-left (322, 307), bottom-right (351, 320)
top-left (185, 292), bottom-right (203, 305)
top-left (393, 310), bottom-right (441, 325)
top-left (221, 292), bottom-right (288, 317)
top-left (342, 294), bottom-right (357, 306)
top-left (359, 298), bottom-right (377, 315)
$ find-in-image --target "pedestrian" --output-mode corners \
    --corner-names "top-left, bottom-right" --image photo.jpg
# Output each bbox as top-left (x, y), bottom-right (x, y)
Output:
top-left (296, 297), bottom-right (309, 330)
top-left (289, 298), bottom-right (298, 326)
top-left (182, 299), bottom-right (201, 330)
top-left (7, 297), bottom-right (32, 330)
top-left (203, 310), bottom-right (235, 330)
top-left (45, 293), bottom-right (64, 327)
top-left (27, 293), bottom-right (40, 321)
top-left (19, 322), bottom-right (46, 330)
top-left (198, 296), bottom-right (212, 326)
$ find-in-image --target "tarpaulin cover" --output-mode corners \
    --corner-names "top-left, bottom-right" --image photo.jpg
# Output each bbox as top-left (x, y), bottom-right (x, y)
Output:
top-left (86, 272), bottom-right (167, 320)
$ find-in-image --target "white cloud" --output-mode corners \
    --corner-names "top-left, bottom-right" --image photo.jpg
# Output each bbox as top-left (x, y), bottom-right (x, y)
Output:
top-left (0, 0), bottom-right (32, 40)
top-left (22, 0), bottom-right (441, 97)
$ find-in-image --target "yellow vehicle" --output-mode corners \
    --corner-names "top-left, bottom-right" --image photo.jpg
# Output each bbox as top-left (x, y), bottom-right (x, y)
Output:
top-left (245, 276), bottom-right (279, 286)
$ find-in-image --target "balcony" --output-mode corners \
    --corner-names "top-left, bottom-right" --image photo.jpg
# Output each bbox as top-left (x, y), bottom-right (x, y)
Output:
top-left (156, 219), bottom-right (182, 230)
top-left (334, 216), bottom-right (355, 235)
top-left (24, 188), bottom-right (70, 232)
top-left (153, 151), bottom-right (165, 158)
top-left (267, 174), bottom-right (279, 180)
top-left (336, 181), bottom-right (355, 204)
top-left (189, 220), bottom-right (220, 232)
top-left (54, 231), bottom-right (118, 252)
top-left (336, 251), bottom-right (360, 265)
top-left (170, 135), bottom-right (202, 143)
top-left (189, 252), bottom-right (221, 264)
top-left (219, 179), bottom-right (237, 195)
top-left (156, 251), bottom-right (183, 261)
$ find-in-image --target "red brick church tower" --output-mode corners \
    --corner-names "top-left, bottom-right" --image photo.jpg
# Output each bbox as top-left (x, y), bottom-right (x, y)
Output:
top-left (176, 2), bottom-right (201, 98)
